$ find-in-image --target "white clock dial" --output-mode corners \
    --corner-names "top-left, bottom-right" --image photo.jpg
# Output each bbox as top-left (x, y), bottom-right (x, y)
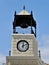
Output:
top-left (17, 40), bottom-right (29, 52)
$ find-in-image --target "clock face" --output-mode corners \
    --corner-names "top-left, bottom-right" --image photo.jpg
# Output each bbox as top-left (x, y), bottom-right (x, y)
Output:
top-left (17, 40), bottom-right (29, 52)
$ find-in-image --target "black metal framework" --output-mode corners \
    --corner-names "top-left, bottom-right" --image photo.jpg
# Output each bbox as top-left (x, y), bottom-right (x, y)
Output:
top-left (13, 9), bottom-right (36, 37)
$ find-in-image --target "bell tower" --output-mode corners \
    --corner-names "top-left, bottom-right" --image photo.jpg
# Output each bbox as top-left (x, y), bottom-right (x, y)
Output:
top-left (13, 6), bottom-right (36, 37)
top-left (6, 7), bottom-right (42, 65)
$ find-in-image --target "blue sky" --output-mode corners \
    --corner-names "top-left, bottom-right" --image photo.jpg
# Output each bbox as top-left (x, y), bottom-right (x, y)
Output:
top-left (0, 0), bottom-right (49, 64)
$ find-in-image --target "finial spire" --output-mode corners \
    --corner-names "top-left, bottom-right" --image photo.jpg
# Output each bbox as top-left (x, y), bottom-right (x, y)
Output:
top-left (31, 11), bottom-right (33, 16)
top-left (14, 11), bottom-right (16, 16)
top-left (23, 5), bottom-right (25, 10)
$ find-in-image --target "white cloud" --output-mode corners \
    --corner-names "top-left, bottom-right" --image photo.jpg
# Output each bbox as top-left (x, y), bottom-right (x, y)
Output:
top-left (39, 35), bottom-right (49, 64)
top-left (39, 47), bottom-right (49, 63)
top-left (0, 54), bottom-right (6, 65)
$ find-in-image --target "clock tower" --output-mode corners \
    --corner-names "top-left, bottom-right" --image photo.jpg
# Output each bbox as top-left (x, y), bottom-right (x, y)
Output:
top-left (6, 7), bottom-right (45, 65)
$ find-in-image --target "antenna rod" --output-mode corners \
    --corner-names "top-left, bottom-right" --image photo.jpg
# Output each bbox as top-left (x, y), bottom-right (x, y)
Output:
top-left (23, 6), bottom-right (25, 10)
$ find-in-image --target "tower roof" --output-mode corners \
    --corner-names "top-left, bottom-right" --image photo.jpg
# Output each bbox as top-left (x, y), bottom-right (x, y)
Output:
top-left (18, 10), bottom-right (30, 15)
top-left (13, 9), bottom-right (36, 28)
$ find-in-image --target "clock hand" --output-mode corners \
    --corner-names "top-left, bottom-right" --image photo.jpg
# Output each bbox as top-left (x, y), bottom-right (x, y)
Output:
top-left (22, 44), bottom-right (27, 48)
top-left (24, 44), bottom-right (27, 46)
top-left (22, 42), bottom-right (24, 48)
